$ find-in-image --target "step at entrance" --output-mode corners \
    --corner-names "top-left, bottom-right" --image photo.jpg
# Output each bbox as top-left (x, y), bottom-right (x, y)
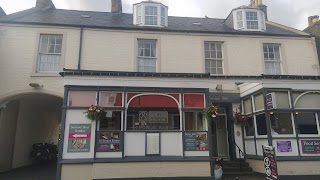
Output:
top-left (222, 160), bottom-right (254, 176)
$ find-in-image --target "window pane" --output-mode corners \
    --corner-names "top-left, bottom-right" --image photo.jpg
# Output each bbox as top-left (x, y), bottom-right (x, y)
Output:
top-left (127, 110), bottom-right (180, 131)
top-left (256, 113), bottom-right (267, 135)
top-left (68, 91), bottom-right (97, 107)
top-left (100, 92), bottom-right (123, 107)
top-left (295, 113), bottom-right (318, 135)
top-left (38, 35), bottom-right (62, 72)
top-left (245, 116), bottom-right (254, 136)
top-left (254, 93), bottom-right (264, 111)
top-left (270, 113), bottom-right (294, 135)
top-left (275, 92), bottom-right (290, 109)
top-left (243, 98), bottom-right (252, 114)
top-left (99, 111), bottom-right (121, 130)
top-left (295, 93), bottom-right (320, 109)
top-left (185, 112), bottom-right (205, 131)
top-left (204, 42), bottom-right (223, 74)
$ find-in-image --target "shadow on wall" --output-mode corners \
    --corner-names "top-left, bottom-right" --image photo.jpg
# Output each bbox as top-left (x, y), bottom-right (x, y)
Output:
top-left (0, 93), bottom-right (63, 172)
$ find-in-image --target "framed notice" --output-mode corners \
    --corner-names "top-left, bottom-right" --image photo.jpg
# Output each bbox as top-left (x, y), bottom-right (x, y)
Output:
top-left (96, 132), bottom-right (121, 152)
top-left (301, 140), bottom-right (320, 154)
top-left (185, 132), bottom-right (208, 151)
top-left (68, 124), bottom-right (91, 153)
top-left (276, 141), bottom-right (292, 153)
top-left (146, 133), bottom-right (160, 155)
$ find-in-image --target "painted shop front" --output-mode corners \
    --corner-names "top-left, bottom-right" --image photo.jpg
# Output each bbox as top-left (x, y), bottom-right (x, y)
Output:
top-left (239, 82), bottom-right (320, 177)
top-left (57, 70), bottom-right (243, 180)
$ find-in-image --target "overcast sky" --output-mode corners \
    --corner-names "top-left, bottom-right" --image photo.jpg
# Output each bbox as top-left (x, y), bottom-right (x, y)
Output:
top-left (0, 0), bottom-right (319, 30)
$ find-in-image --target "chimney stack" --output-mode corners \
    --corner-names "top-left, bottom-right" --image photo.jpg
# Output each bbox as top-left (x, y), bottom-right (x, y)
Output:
top-left (308, 15), bottom-right (319, 27)
top-left (0, 7), bottom-right (6, 17)
top-left (250, 0), bottom-right (268, 20)
top-left (111, 0), bottom-right (122, 14)
top-left (36, 0), bottom-right (55, 9)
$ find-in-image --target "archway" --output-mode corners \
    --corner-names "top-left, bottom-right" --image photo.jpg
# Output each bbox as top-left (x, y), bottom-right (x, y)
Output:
top-left (0, 93), bottom-right (63, 173)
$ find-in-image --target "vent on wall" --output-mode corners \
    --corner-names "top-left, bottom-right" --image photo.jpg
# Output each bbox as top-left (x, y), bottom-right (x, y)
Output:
top-left (80, 14), bottom-right (91, 18)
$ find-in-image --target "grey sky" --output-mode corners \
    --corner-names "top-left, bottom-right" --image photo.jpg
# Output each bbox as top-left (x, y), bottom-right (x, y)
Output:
top-left (0, 0), bottom-right (319, 30)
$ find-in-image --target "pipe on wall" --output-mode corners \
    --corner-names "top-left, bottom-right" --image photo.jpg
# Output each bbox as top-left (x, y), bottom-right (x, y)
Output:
top-left (77, 27), bottom-right (83, 70)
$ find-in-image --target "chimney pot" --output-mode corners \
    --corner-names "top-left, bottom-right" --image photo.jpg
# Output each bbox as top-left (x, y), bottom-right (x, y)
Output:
top-left (111, 0), bottom-right (122, 14)
top-left (308, 15), bottom-right (319, 27)
top-left (36, 0), bottom-right (55, 9)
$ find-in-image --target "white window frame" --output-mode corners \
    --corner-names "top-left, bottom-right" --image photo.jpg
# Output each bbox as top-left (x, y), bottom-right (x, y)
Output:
top-left (144, 6), bottom-right (158, 26)
top-left (297, 112), bottom-right (320, 138)
top-left (263, 44), bottom-right (283, 75)
top-left (244, 116), bottom-right (255, 138)
top-left (233, 9), bottom-right (266, 31)
top-left (137, 39), bottom-right (157, 73)
top-left (161, 7), bottom-right (166, 26)
top-left (136, 5), bottom-right (142, 24)
top-left (246, 11), bottom-right (259, 30)
top-left (204, 42), bottom-right (224, 75)
top-left (37, 34), bottom-right (63, 73)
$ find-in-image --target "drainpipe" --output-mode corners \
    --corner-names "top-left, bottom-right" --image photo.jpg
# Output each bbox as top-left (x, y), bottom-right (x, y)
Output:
top-left (77, 27), bottom-right (83, 70)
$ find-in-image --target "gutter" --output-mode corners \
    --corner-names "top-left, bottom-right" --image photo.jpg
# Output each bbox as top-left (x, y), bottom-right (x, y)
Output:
top-left (77, 26), bottom-right (83, 70)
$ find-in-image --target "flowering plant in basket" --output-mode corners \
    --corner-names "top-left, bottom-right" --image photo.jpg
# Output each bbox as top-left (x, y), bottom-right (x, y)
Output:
top-left (84, 105), bottom-right (106, 121)
top-left (204, 105), bottom-right (220, 121)
top-left (233, 111), bottom-right (249, 124)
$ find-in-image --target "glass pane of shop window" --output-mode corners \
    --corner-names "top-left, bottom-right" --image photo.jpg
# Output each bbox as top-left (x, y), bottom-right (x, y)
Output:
top-left (68, 91), bottom-right (97, 107)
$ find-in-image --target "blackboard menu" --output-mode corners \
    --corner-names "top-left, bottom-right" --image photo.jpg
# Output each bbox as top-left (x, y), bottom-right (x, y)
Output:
top-left (302, 140), bottom-right (320, 154)
top-left (185, 132), bottom-right (208, 151)
top-left (263, 145), bottom-right (278, 180)
top-left (96, 132), bottom-right (121, 152)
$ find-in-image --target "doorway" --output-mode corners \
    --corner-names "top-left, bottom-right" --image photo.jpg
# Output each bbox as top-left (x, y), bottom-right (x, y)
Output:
top-left (211, 109), bottom-right (230, 159)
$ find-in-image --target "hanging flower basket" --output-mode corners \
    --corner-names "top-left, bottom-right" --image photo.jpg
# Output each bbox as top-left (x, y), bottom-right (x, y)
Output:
top-left (84, 105), bottom-right (106, 121)
top-left (204, 105), bottom-right (219, 121)
top-left (233, 111), bottom-right (249, 124)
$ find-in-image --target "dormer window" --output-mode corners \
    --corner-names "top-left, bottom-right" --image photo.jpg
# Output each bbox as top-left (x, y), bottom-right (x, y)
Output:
top-left (133, 1), bottom-right (168, 27)
top-left (233, 9), bottom-right (266, 31)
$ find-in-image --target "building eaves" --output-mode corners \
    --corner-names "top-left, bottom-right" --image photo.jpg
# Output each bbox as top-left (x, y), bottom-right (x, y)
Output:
top-left (60, 69), bottom-right (320, 81)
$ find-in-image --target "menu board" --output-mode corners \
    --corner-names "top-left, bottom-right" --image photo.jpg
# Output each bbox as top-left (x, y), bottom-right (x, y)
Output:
top-left (301, 140), bottom-right (320, 154)
top-left (263, 145), bottom-right (278, 180)
top-left (276, 141), bottom-right (292, 153)
top-left (185, 132), bottom-right (208, 151)
top-left (68, 124), bottom-right (91, 153)
top-left (96, 132), bottom-right (121, 152)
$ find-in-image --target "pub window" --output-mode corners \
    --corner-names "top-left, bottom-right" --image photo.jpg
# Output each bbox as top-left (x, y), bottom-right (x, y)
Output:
top-left (253, 93), bottom-right (264, 111)
top-left (295, 113), bottom-right (319, 135)
top-left (98, 111), bottom-right (122, 131)
top-left (99, 92), bottom-right (123, 107)
top-left (274, 91), bottom-right (290, 109)
top-left (185, 112), bottom-right (206, 131)
top-left (243, 97), bottom-right (252, 114)
top-left (255, 113), bottom-right (267, 136)
top-left (270, 113), bottom-right (294, 135)
top-left (244, 116), bottom-right (254, 137)
top-left (68, 91), bottom-right (97, 107)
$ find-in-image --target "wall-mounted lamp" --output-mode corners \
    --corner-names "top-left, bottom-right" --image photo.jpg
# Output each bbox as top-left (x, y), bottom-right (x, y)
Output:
top-left (216, 84), bottom-right (223, 91)
top-left (29, 83), bottom-right (43, 88)
top-left (270, 112), bottom-right (274, 115)
top-left (295, 112), bottom-right (299, 115)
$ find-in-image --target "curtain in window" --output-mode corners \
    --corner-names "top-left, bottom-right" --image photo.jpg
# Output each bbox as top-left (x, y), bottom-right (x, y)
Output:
top-left (38, 54), bottom-right (61, 72)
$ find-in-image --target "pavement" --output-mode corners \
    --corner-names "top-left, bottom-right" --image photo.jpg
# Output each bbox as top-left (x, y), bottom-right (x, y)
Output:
top-left (0, 162), bottom-right (265, 180)
top-left (0, 161), bottom-right (56, 180)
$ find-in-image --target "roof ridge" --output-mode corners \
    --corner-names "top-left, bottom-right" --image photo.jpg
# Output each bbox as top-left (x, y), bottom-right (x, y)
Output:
top-left (0, 7), bottom-right (39, 22)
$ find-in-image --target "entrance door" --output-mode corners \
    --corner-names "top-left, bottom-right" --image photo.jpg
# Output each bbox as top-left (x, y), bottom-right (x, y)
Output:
top-left (216, 114), bottom-right (229, 158)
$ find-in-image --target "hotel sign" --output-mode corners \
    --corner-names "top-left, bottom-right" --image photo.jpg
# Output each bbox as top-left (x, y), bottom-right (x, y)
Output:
top-left (266, 93), bottom-right (275, 110)
top-left (209, 93), bottom-right (240, 103)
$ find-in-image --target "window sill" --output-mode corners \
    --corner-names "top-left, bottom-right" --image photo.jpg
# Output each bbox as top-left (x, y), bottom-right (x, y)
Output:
top-left (30, 72), bottom-right (60, 77)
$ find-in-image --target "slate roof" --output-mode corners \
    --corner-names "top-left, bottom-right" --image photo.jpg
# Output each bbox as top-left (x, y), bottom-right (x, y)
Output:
top-left (0, 8), bottom-right (308, 37)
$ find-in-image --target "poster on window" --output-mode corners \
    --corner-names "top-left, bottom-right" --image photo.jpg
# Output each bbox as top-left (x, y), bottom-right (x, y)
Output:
top-left (185, 132), bottom-right (208, 151)
top-left (276, 141), bottom-right (292, 153)
top-left (68, 124), bottom-right (91, 153)
top-left (301, 140), bottom-right (320, 154)
top-left (96, 132), bottom-right (121, 152)
top-left (149, 111), bottom-right (168, 123)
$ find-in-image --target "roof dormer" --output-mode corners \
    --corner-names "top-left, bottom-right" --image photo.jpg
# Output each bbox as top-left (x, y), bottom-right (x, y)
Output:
top-left (225, 6), bottom-right (266, 32)
top-left (133, 1), bottom-right (168, 27)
